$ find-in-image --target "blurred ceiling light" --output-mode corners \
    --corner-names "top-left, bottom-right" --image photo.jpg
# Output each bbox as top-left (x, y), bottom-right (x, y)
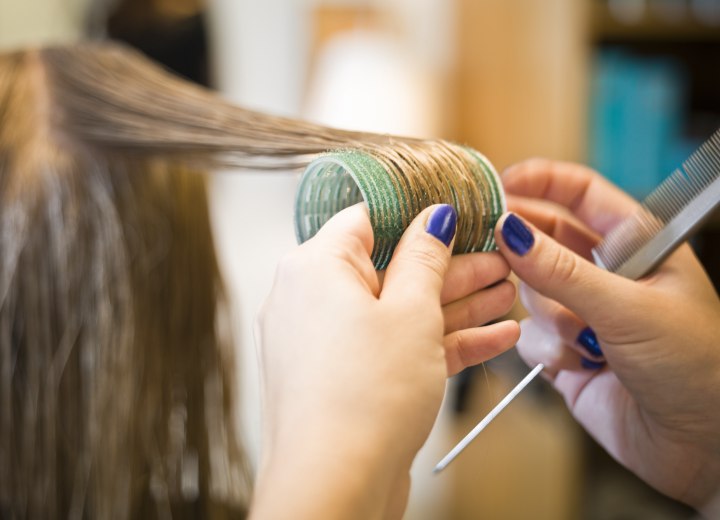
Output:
top-left (303, 29), bottom-right (441, 138)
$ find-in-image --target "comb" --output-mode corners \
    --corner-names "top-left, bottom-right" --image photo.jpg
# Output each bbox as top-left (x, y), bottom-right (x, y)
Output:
top-left (434, 127), bottom-right (720, 474)
top-left (592, 128), bottom-right (720, 279)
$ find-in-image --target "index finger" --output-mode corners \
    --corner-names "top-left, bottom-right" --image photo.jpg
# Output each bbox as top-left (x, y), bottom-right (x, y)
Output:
top-left (440, 251), bottom-right (511, 304)
top-left (502, 159), bottom-right (640, 235)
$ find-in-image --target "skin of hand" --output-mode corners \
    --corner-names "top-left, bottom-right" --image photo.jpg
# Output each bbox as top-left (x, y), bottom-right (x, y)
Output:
top-left (251, 204), bottom-right (519, 520)
top-left (494, 159), bottom-right (720, 516)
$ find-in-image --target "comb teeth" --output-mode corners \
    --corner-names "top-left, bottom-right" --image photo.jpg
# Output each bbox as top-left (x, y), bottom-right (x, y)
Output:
top-left (593, 128), bottom-right (720, 279)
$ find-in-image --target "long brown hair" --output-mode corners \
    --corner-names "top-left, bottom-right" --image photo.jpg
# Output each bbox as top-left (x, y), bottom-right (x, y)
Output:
top-left (0, 42), bottom-right (492, 518)
top-left (0, 46), bottom-right (255, 519)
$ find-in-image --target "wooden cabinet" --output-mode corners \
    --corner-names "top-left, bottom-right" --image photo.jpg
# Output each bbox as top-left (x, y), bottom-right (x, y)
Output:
top-left (451, 0), bottom-right (591, 170)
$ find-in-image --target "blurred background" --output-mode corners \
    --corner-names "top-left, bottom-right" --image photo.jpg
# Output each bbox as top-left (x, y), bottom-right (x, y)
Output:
top-left (1, 0), bottom-right (718, 518)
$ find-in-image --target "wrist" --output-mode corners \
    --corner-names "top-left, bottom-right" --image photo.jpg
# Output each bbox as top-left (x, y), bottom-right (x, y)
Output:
top-left (251, 421), bottom-right (410, 519)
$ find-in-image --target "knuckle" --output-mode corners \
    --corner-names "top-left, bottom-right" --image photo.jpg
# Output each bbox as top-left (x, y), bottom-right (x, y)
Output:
top-left (275, 250), bottom-right (302, 278)
top-left (545, 246), bottom-right (580, 286)
top-left (451, 332), bottom-right (470, 368)
top-left (309, 232), bottom-right (369, 267)
top-left (474, 251), bottom-right (510, 285)
top-left (333, 233), bottom-right (369, 263)
top-left (403, 244), bottom-right (447, 279)
top-left (521, 157), bottom-right (553, 173)
top-left (497, 280), bottom-right (518, 311)
top-left (274, 248), bottom-right (315, 286)
top-left (498, 279), bottom-right (517, 300)
top-left (458, 302), bottom-right (473, 330)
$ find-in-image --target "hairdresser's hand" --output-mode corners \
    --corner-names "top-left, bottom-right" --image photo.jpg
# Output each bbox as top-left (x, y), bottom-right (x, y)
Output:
top-left (252, 204), bottom-right (518, 520)
top-left (494, 159), bottom-right (720, 516)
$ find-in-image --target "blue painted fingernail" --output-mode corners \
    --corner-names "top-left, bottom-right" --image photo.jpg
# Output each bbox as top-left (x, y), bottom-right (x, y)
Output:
top-left (426, 204), bottom-right (457, 247)
top-left (577, 327), bottom-right (603, 357)
top-left (581, 358), bottom-right (606, 370)
top-left (501, 213), bottom-right (534, 256)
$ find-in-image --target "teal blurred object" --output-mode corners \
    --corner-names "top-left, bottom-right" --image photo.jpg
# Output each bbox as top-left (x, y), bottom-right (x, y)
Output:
top-left (589, 50), bottom-right (693, 200)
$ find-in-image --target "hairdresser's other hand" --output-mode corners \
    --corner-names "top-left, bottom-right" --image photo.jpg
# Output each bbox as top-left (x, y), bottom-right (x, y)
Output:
top-left (252, 204), bottom-right (517, 520)
top-left (494, 159), bottom-right (720, 516)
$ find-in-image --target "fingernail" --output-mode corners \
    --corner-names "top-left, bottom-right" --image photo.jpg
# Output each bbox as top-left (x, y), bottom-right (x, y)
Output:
top-left (581, 358), bottom-right (606, 371)
top-left (577, 327), bottom-right (603, 357)
top-left (501, 213), bottom-right (534, 256)
top-left (426, 204), bottom-right (457, 247)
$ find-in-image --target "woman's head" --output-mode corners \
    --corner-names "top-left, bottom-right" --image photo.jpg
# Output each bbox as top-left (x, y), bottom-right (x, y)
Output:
top-left (0, 46), bottom-right (249, 518)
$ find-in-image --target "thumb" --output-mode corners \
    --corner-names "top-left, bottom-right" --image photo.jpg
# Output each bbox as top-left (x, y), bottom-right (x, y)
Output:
top-left (494, 212), bottom-right (639, 329)
top-left (306, 203), bottom-right (379, 295)
top-left (313, 203), bottom-right (374, 255)
top-left (381, 204), bottom-right (456, 304)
